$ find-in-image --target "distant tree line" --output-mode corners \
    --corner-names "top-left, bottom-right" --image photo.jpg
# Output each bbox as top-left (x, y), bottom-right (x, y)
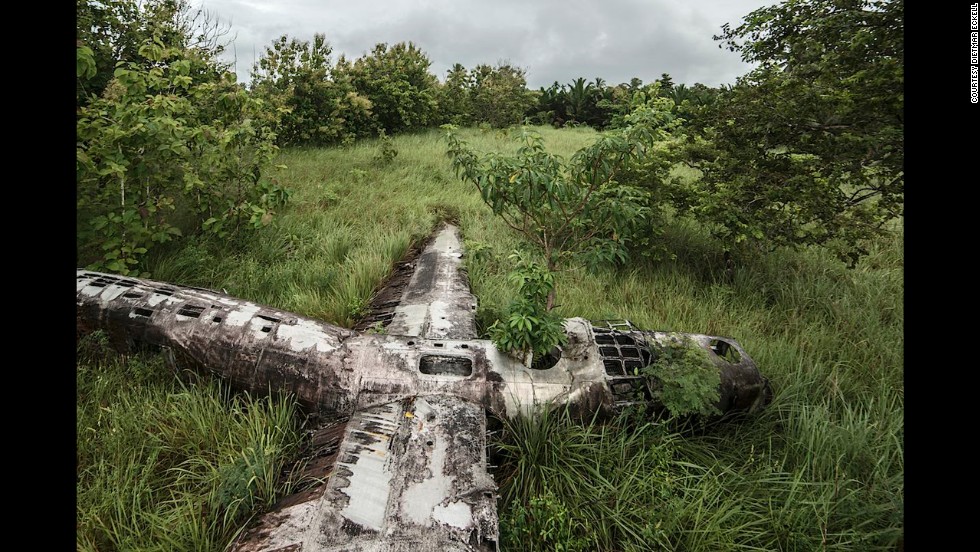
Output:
top-left (526, 73), bottom-right (725, 132)
top-left (77, 0), bottom-right (903, 275)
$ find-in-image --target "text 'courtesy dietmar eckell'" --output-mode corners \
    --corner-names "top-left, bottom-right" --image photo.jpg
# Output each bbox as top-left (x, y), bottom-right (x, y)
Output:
top-left (973, 4), bottom-right (979, 102)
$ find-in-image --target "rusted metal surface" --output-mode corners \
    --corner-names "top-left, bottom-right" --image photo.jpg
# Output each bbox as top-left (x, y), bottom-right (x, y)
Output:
top-left (233, 396), bottom-right (497, 551)
top-left (384, 223), bottom-right (478, 340)
top-left (76, 223), bottom-right (771, 552)
top-left (591, 319), bottom-right (771, 414)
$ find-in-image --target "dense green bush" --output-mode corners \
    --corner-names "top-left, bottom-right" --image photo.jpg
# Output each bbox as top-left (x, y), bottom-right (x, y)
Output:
top-left (343, 42), bottom-right (440, 134)
top-left (680, 0), bottom-right (904, 264)
top-left (77, 37), bottom-right (286, 275)
top-left (250, 34), bottom-right (375, 146)
top-left (488, 252), bottom-right (568, 362)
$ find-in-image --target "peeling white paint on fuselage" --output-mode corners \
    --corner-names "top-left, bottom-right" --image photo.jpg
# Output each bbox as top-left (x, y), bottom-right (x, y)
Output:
top-left (336, 403), bottom-right (400, 530)
top-left (433, 500), bottom-right (473, 529)
top-left (275, 318), bottom-right (340, 353)
top-left (145, 292), bottom-right (170, 307)
top-left (224, 303), bottom-right (261, 327)
top-left (100, 285), bottom-right (128, 302)
top-left (399, 398), bottom-right (453, 526)
top-left (387, 223), bottom-right (478, 340)
top-left (389, 303), bottom-right (428, 337)
top-left (425, 299), bottom-right (454, 337)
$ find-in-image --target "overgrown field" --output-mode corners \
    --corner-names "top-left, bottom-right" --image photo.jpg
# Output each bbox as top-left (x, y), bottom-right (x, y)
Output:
top-left (77, 126), bottom-right (903, 551)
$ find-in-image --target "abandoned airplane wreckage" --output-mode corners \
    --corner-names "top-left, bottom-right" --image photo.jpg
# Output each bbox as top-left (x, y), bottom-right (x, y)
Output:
top-left (77, 223), bottom-right (771, 552)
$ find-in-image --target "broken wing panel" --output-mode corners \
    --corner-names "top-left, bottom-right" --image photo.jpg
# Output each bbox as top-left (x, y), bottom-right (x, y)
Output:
top-left (76, 269), bottom-right (357, 412)
top-left (386, 223), bottom-right (478, 340)
top-left (232, 394), bottom-right (499, 552)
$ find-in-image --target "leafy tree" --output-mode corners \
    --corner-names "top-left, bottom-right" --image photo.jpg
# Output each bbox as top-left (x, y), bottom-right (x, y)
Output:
top-left (344, 42), bottom-right (440, 134)
top-left (564, 77), bottom-right (594, 125)
top-left (530, 81), bottom-right (568, 126)
top-left (445, 125), bottom-right (663, 310)
top-left (672, 83), bottom-right (726, 131)
top-left (604, 82), bottom-right (665, 129)
top-left (445, 111), bottom-right (681, 356)
top-left (438, 63), bottom-right (474, 126)
top-left (666, 83), bottom-right (691, 107)
top-left (77, 0), bottom-right (229, 106)
top-left (250, 34), bottom-right (374, 146)
top-left (529, 77), bottom-right (616, 129)
top-left (488, 252), bottom-right (569, 363)
top-left (470, 63), bottom-right (535, 128)
top-left (77, 29), bottom-right (285, 275)
top-left (680, 0), bottom-right (903, 264)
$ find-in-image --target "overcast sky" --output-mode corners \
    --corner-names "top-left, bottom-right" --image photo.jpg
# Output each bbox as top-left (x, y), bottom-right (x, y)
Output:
top-left (189, 0), bottom-right (778, 89)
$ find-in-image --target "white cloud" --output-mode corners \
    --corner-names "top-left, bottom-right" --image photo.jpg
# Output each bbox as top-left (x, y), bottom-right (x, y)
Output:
top-left (190, 0), bottom-right (777, 87)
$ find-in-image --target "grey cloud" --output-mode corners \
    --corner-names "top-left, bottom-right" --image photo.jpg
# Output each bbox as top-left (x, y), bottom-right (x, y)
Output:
top-left (192, 0), bottom-right (773, 88)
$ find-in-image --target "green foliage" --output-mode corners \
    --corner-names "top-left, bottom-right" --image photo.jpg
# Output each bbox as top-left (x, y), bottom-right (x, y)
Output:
top-left (77, 0), bottom-right (231, 106)
top-left (444, 125), bottom-right (652, 282)
top-left (681, 0), bottom-right (904, 264)
top-left (250, 34), bottom-right (375, 146)
top-left (469, 63), bottom-right (537, 128)
top-left (502, 488), bottom-right (594, 552)
top-left (437, 63), bottom-right (474, 126)
top-left (346, 295), bottom-right (368, 321)
top-left (643, 337), bottom-right (721, 418)
top-left (373, 128), bottom-right (399, 165)
top-left (604, 82), bottom-right (666, 129)
top-left (494, 408), bottom-right (679, 551)
top-left (116, 127), bottom-right (902, 550)
top-left (201, 177), bottom-right (292, 239)
top-left (76, 344), bottom-right (303, 550)
top-left (76, 32), bottom-right (282, 275)
top-left (602, 97), bottom-right (687, 263)
top-left (344, 42), bottom-right (440, 134)
top-left (488, 252), bottom-right (568, 360)
top-left (533, 77), bottom-right (616, 129)
top-left (77, 43), bottom-right (97, 80)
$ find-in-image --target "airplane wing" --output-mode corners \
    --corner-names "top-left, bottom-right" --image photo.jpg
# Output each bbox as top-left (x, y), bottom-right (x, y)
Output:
top-left (232, 393), bottom-right (498, 552)
top-left (78, 224), bottom-right (501, 551)
top-left (77, 222), bottom-right (770, 552)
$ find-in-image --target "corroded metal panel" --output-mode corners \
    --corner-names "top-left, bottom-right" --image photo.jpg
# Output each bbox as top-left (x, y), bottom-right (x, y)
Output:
top-left (385, 223), bottom-right (478, 340)
top-left (76, 270), bottom-right (357, 412)
top-left (232, 395), bottom-right (497, 552)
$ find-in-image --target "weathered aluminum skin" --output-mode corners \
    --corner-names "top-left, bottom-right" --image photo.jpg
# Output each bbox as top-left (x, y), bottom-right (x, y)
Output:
top-left (76, 224), bottom-right (770, 551)
top-left (232, 395), bottom-right (497, 552)
top-left (385, 223), bottom-right (478, 340)
top-left (74, 291), bottom-right (769, 420)
top-left (75, 268), bottom-right (612, 419)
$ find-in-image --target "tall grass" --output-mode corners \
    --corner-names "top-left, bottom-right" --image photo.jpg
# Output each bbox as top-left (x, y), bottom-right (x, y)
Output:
top-left (477, 213), bottom-right (903, 550)
top-left (79, 125), bottom-right (903, 550)
top-left (76, 335), bottom-right (304, 551)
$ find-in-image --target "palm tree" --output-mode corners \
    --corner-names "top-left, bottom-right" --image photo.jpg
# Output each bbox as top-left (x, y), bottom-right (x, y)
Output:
top-left (565, 77), bottom-right (593, 124)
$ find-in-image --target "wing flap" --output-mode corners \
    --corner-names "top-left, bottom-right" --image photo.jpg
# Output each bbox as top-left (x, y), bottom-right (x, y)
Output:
top-left (232, 395), bottom-right (498, 552)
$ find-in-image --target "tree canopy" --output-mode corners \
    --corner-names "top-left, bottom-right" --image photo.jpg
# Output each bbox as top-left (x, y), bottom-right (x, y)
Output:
top-left (679, 0), bottom-right (903, 264)
top-left (344, 42), bottom-right (440, 134)
top-left (250, 34), bottom-right (374, 146)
